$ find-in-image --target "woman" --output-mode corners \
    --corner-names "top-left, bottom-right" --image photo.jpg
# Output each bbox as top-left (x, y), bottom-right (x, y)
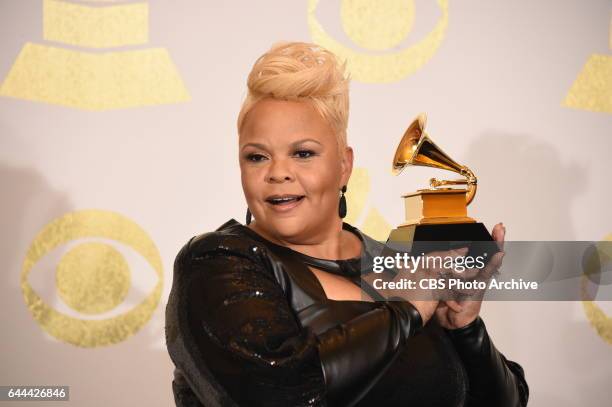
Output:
top-left (165, 42), bottom-right (529, 407)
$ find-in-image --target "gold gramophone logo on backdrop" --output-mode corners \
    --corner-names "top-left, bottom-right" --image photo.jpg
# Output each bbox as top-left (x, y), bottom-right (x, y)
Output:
top-left (0, 0), bottom-right (189, 110)
top-left (21, 210), bottom-right (163, 347)
top-left (308, 0), bottom-right (449, 83)
top-left (562, 19), bottom-right (612, 114)
top-left (563, 53), bottom-right (612, 113)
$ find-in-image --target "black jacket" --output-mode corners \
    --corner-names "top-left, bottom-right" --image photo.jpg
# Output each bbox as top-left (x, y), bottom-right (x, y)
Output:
top-left (165, 219), bottom-right (529, 406)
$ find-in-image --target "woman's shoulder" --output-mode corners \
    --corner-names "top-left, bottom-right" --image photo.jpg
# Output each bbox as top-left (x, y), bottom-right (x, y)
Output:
top-left (174, 218), bottom-right (267, 268)
top-left (343, 221), bottom-right (387, 257)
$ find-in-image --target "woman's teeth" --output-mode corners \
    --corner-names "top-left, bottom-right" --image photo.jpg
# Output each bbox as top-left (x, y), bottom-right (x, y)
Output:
top-left (268, 196), bottom-right (304, 205)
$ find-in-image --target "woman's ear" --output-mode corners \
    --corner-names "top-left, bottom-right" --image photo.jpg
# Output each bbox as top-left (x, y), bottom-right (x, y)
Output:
top-left (340, 146), bottom-right (354, 186)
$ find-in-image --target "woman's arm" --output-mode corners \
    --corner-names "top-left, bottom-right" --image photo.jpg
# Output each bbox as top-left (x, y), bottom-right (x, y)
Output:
top-left (166, 235), bottom-right (423, 407)
top-left (314, 295), bottom-right (422, 406)
top-left (444, 317), bottom-right (529, 407)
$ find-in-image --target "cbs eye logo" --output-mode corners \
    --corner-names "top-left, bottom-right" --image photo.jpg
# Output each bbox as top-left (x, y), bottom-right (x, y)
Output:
top-left (20, 210), bottom-right (163, 348)
top-left (581, 234), bottom-right (612, 345)
top-left (308, 0), bottom-right (449, 83)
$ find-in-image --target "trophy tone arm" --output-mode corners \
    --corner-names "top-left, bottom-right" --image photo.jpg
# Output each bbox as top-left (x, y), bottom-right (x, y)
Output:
top-left (429, 166), bottom-right (478, 205)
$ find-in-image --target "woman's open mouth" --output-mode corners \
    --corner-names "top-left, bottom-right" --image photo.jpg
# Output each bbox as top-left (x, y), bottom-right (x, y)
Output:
top-left (265, 194), bottom-right (305, 212)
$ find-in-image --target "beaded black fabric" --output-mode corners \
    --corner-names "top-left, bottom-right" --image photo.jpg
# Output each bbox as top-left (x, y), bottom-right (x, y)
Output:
top-left (165, 219), bottom-right (528, 407)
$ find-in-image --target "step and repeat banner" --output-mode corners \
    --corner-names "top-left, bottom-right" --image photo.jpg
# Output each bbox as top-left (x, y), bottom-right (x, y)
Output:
top-left (1, 0), bottom-right (610, 405)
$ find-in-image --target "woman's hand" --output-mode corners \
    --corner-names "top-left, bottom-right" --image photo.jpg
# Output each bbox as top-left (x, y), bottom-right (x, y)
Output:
top-left (407, 247), bottom-right (471, 325)
top-left (435, 223), bottom-right (506, 330)
top-left (366, 246), bottom-right (473, 325)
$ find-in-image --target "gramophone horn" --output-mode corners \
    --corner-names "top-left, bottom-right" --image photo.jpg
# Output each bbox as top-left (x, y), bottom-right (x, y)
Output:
top-left (391, 113), bottom-right (478, 204)
top-left (391, 113), bottom-right (426, 175)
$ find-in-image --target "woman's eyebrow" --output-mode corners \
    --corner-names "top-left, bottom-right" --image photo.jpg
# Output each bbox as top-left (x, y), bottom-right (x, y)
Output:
top-left (241, 142), bottom-right (268, 151)
top-left (290, 138), bottom-right (323, 147)
top-left (242, 138), bottom-right (323, 150)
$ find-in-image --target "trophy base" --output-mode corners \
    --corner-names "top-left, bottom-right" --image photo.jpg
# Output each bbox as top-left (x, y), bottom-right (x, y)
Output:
top-left (402, 189), bottom-right (475, 225)
top-left (386, 222), bottom-right (500, 264)
top-left (397, 216), bottom-right (476, 227)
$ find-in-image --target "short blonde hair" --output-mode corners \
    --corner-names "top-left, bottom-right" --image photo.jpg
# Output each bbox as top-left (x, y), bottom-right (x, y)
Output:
top-left (237, 42), bottom-right (350, 150)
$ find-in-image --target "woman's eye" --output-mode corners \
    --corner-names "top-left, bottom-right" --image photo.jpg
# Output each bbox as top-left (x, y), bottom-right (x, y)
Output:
top-left (246, 153), bottom-right (267, 162)
top-left (294, 150), bottom-right (316, 159)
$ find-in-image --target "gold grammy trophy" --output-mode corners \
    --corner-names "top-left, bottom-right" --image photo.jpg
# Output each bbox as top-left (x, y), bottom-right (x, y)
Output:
top-left (387, 113), bottom-right (498, 257)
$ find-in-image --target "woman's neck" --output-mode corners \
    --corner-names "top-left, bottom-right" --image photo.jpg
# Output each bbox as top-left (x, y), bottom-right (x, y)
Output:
top-left (247, 218), bottom-right (362, 261)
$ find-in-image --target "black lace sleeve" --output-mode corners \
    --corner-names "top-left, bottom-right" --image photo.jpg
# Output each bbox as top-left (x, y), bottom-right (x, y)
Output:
top-left (444, 317), bottom-right (529, 407)
top-left (165, 234), bottom-right (423, 407)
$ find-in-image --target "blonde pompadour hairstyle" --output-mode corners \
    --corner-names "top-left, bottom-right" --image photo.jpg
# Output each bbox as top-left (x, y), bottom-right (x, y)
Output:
top-left (237, 42), bottom-right (350, 150)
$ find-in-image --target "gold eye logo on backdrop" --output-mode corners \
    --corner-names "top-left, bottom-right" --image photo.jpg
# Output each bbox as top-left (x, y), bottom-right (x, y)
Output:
top-left (21, 210), bottom-right (163, 347)
top-left (581, 233), bottom-right (612, 345)
top-left (308, 0), bottom-right (449, 83)
top-left (0, 0), bottom-right (189, 110)
top-left (562, 19), bottom-right (612, 113)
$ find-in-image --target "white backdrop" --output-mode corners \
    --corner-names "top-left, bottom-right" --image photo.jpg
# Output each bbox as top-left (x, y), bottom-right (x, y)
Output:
top-left (1, 0), bottom-right (611, 405)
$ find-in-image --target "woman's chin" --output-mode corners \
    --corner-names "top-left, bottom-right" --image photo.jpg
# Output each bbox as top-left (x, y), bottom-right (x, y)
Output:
top-left (264, 215), bottom-right (310, 239)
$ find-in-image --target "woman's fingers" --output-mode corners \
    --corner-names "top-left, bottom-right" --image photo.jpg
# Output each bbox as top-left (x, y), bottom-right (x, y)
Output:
top-left (484, 250), bottom-right (505, 277)
top-left (445, 300), bottom-right (463, 312)
top-left (424, 247), bottom-right (469, 275)
top-left (492, 222), bottom-right (506, 251)
top-left (403, 242), bottom-right (505, 303)
top-left (461, 250), bottom-right (504, 281)
top-left (442, 250), bottom-right (504, 301)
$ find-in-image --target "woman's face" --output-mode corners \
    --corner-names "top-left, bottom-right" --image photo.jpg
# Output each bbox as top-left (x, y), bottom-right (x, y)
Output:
top-left (239, 98), bottom-right (353, 243)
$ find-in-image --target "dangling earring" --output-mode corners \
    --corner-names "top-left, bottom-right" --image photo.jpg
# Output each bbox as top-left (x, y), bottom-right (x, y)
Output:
top-left (246, 208), bottom-right (252, 225)
top-left (338, 185), bottom-right (347, 218)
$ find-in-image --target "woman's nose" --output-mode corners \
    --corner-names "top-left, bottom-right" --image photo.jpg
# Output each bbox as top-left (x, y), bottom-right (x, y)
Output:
top-left (266, 159), bottom-right (293, 183)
